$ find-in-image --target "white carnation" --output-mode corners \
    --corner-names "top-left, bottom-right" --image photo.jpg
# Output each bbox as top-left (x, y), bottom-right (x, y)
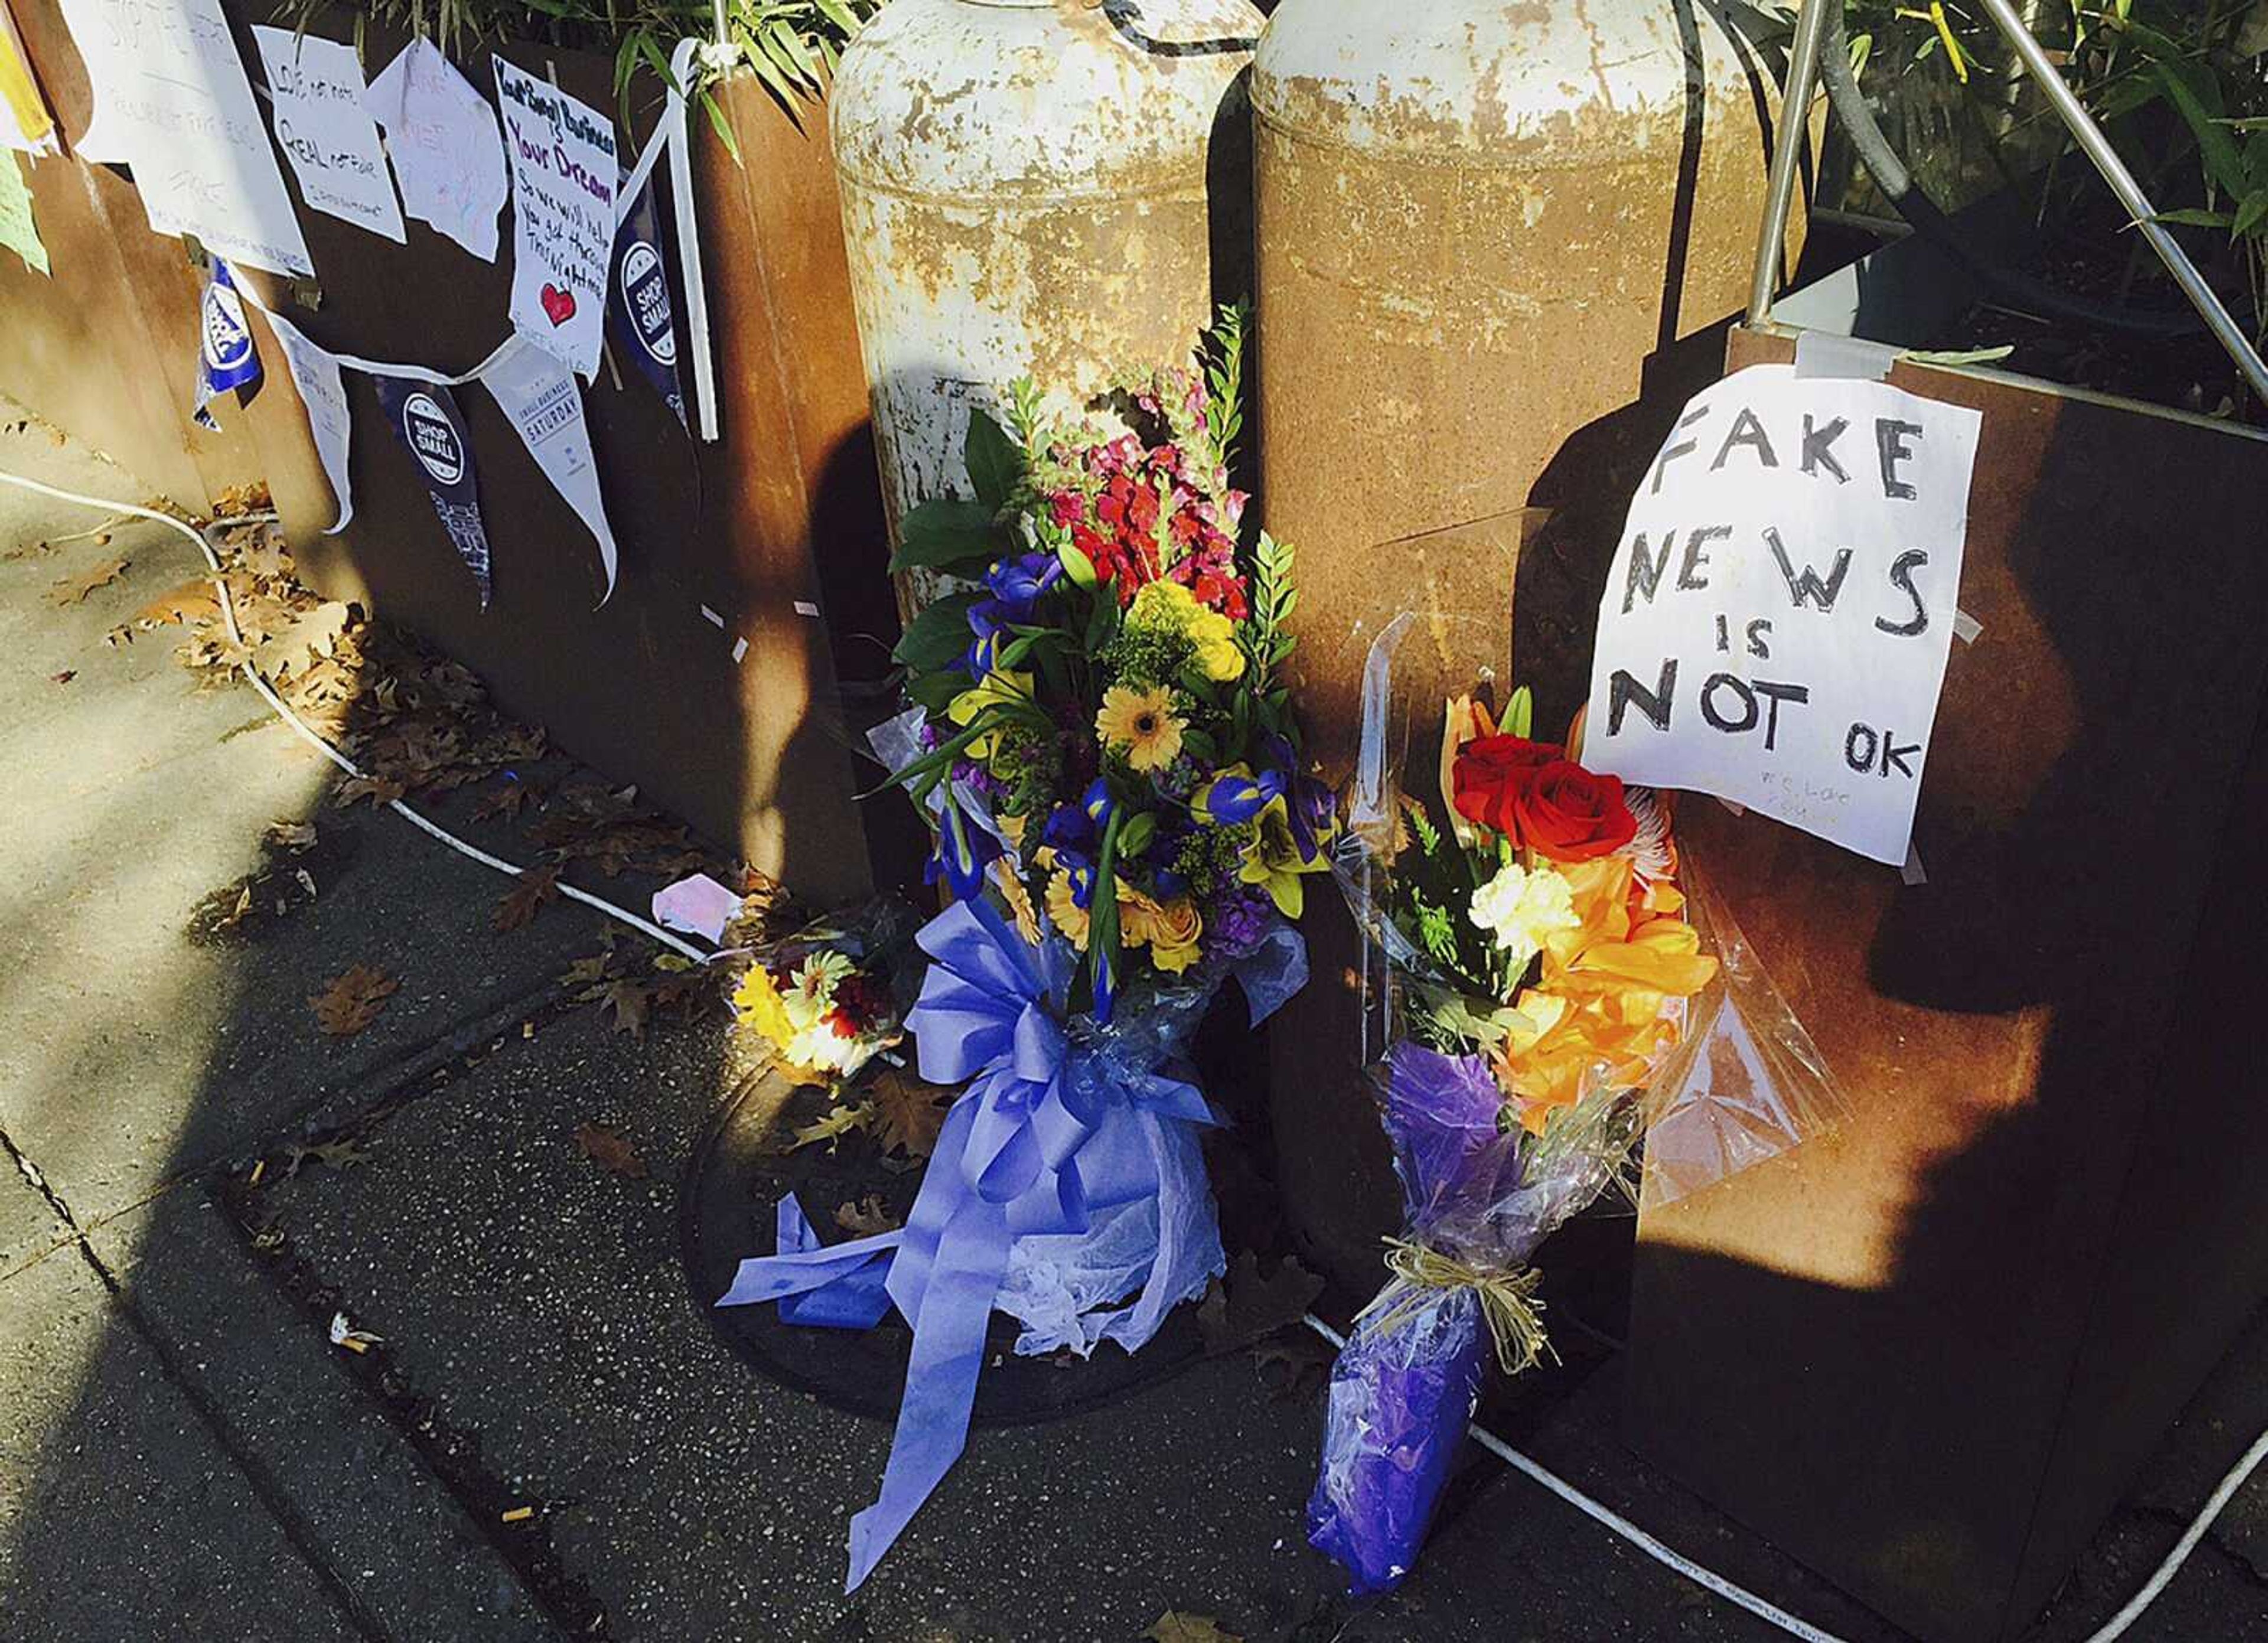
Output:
top-left (1468, 859), bottom-right (1579, 970)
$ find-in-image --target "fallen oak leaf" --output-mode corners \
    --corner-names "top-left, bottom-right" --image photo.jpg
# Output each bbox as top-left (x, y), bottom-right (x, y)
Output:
top-left (834, 1195), bottom-right (901, 1236)
top-left (263, 820), bottom-right (318, 852)
top-left (332, 774), bottom-right (406, 809)
top-left (1195, 1251), bottom-right (1325, 1358)
top-left (1145, 1615), bottom-right (1243, 1643)
top-left (573, 1122), bottom-right (648, 1179)
top-left (871, 1070), bottom-right (950, 1160)
top-left (48, 556), bottom-right (130, 605)
top-left (598, 978), bottom-right (653, 1039)
top-left (1252, 1331), bottom-right (1336, 1403)
top-left (471, 778), bottom-right (537, 822)
top-left (311, 964), bottom-right (399, 1036)
top-left (790, 1100), bottom-right (875, 1152)
top-left (492, 865), bottom-right (561, 933)
top-left (284, 1136), bottom-right (372, 1178)
top-left (132, 579), bottom-right (221, 627)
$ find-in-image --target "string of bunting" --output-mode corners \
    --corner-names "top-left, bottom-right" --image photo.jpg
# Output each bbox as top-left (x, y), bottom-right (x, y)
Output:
top-left (189, 36), bottom-right (720, 612)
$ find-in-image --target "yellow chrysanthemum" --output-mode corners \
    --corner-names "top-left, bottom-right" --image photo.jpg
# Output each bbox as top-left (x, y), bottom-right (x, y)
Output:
top-left (1096, 684), bottom-right (1185, 774)
top-left (731, 963), bottom-right (796, 1057)
top-left (1129, 579), bottom-right (1244, 682)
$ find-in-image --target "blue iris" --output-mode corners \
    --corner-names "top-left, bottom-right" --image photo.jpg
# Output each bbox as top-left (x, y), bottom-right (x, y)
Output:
top-left (985, 552), bottom-right (1062, 620)
top-left (924, 796), bottom-right (1003, 902)
top-left (1197, 768), bottom-right (1283, 827)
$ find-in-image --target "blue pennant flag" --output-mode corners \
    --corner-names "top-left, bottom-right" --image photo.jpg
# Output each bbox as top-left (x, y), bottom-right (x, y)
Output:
top-left (191, 262), bottom-right (263, 432)
top-left (372, 376), bottom-right (493, 611)
top-left (607, 177), bottom-right (687, 431)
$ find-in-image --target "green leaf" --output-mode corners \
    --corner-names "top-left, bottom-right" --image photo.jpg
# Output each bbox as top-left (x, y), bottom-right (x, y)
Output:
top-left (964, 410), bottom-right (1024, 512)
top-left (891, 591), bottom-right (984, 672)
top-left (2152, 60), bottom-right (2253, 205)
top-left (1117, 811), bottom-right (1157, 859)
top-left (890, 500), bottom-right (1000, 573)
top-left (1504, 684), bottom-right (1533, 739)
top-left (2235, 192), bottom-right (2268, 240)
top-left (1057, 542), bottom-right (1099, 591)
top-left (2152, 207), bottom-right (2237, 227)
top-left (905, 669), bottom-right (965, 715)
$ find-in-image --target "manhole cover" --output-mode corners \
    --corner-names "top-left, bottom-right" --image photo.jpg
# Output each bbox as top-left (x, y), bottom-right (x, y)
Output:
top-left (680, 1066), bottom-right (1205, 1426)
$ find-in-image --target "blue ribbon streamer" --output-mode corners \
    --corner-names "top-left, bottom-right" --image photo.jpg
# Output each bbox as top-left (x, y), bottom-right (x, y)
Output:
top-left (715, 897), bottom-right (1225, 1590)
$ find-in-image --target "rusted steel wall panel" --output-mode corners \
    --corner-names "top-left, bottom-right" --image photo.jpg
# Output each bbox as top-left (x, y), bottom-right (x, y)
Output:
top-left (0, 0), bottom-right (285, 510)
top-left (1623, 327), bottom-right (2268, 1643)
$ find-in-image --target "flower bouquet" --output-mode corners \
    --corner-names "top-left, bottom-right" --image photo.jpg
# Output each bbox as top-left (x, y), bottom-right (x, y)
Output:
top-left (1305, 615), bottom-right (1837, 1595)
top-left (728, 901), bottom-right (918, 1086)
top-left (717, 310), bottom-right (1326, 1590)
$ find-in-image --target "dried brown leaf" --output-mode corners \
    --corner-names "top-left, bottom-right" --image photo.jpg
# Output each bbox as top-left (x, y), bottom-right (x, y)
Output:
top-left (263, 820), bottom-right (318, 853)
top-left (598, 978), bottom-right (652, 1040)
top-left (333, 774), bottom-right (406, 809)
top-left (133, 580), bottom-right (221, 627)
top-left (833, 1195), bottom-right (901, 1237)
top-left (48, 556), bottom-right (129, 605)
top-left (1195, 1252), bottom-right (1325, 1358)
top-left (471, 779), bottom-right (536, 822)
top-left (872, 1072), bottom-right (949, 1160)
top-left (311, 964), bottom-right (399, 1036)
top-left (1145, 1615), bottom-right (1242, 1643)
top-left (492, 865), bottom-right (561, 933)
top-left (255, 600), bottom-right (351, 679)
top-left (573, 1122), bottom-right (648, 1179)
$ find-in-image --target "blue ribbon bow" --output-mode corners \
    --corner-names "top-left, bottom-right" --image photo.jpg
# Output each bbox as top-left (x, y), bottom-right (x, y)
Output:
top-left (715, 898), bottom-right (1220, 1590)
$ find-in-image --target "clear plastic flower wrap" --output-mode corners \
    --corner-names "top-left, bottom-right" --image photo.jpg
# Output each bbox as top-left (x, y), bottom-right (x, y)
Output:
top-left (1306, 609), bottom-right (1846, 1594)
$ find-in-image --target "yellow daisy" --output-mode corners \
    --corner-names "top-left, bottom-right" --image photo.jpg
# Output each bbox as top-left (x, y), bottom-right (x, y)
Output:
top-left (1095, 684), bottom-right (1185, 774)
top-left (731, 963), bottom-right (796, 1057)
top-left (1045, 868), bottom-right (1090, 950)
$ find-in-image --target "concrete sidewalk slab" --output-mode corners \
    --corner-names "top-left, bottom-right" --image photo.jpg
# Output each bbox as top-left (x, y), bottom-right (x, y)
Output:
top-left (0, 1241), bottom-right (358, 1642)
top-left (0, 1166), bottom-right (70, 1283)
top-left (83, 1187), bottom-right (554, 1643)
top-left (0, 425), bottom-right (617, 1225)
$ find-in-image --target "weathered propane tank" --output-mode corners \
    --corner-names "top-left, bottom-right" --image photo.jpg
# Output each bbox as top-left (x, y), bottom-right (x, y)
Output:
top-left (1252, 0), bottom-right (1806, 1295)
top-left (830, 0), bottom-right (1266, 609)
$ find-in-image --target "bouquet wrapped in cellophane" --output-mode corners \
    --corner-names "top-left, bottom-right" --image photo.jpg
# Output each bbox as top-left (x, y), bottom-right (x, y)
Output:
top-left (1306, 613), bottom-right (1840, 1595)
top-left (718, 309), bottom-right (1326, 1591)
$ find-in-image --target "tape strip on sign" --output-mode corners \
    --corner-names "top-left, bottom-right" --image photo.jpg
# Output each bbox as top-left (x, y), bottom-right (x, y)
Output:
top-left (1791, 331), bottom-right (1900, 383)
top-left (1954, 609), bottom-right (1983, 645)
top-left (1901, 844), bottom-right (1927, 886)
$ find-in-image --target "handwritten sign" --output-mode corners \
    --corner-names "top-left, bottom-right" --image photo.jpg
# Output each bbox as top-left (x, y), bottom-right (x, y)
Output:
top-left (251, 28), bottom-right (403, 243)
top-left (491, 57), bottom-right (615, 377)
top-left (0, 151), bottom-right (45, 273)
top-left (1582, 363), bottom-right (1982, 866)
top-left (365, 39), bottom-right (506, 261)
top-left (55, 0), bottom-right (312, 275)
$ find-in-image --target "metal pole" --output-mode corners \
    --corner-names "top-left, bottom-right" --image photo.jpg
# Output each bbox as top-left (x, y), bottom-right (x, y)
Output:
top-left (1746, 0), bottom-right (1834, 327)
top-left (1970, 0), bottom-right (2268, 403)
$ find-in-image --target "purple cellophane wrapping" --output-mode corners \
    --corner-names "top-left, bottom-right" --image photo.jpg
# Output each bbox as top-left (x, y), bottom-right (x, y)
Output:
top-left (1305, 1042), bottom-right (1515, 1593)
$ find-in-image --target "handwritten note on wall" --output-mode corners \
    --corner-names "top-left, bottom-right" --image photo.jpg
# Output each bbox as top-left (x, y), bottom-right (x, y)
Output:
top-left (1583, 363), bottom-right (1983, 866)
top-left (364, 39), bottom-right (506, 262)
top-left (251, 28), bottom-right (403, 243)
top-left (491, 57), bottom-right (615, 378)
top-left (56, 0), bottom-right (312, 275)
top-left (0, 150), bottom-right (46, 273)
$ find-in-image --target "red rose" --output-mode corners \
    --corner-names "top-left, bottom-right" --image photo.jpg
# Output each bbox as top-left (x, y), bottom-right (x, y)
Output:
top-left (1452, 735), bottom-right (1561, 837)
top-left (1515, 759), bottom-right (1637, 862)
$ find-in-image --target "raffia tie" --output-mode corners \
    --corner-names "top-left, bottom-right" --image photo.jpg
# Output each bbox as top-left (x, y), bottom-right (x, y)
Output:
top-left (1366, 1237), bottom-right (1556, 1377)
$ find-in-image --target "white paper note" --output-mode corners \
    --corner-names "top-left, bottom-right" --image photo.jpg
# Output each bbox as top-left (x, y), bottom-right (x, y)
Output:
top-left (490, 57), bottom-right (616, 378)
top-left (264, 312), bottom-right (355, 533)
top-left (55, 0), bottom-right (313, 275)
top-left (0, 150), bottom-right (46, 273)
top-left (365, 39), bottom-right (506, 262)
top-left (1582, 363), bottom-right (1983, 866)
top-left (251, 28), bottom-right (403, 244)
top-left (481, 338), bottom-right (618, 603)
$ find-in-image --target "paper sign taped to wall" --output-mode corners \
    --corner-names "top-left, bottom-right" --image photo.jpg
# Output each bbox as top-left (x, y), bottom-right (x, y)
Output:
top-left (364, 39), bottom-right (505, 261)
top-left (56, 0), bottom-right (313, 274)
top-left (491, 57), bottom-right (615, 377)
top-left (481, 338), bottom-right (618, 604)
top-left (1582, 363), bottom-right (1983, 866)
top-left (251, 28), bottom-right (405, 243)
top-left (0, 149), bottom-right (45, 273)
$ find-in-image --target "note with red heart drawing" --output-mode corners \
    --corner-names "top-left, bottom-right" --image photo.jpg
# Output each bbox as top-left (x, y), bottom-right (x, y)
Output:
top-left (493, 56), bottom-right (615, 377)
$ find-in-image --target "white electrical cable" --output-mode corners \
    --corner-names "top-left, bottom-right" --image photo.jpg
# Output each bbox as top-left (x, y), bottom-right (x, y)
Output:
top-left (1305, 1309), bottom-right (2268, 1643)
top-left (4, 469), bottom-right (715, 965)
